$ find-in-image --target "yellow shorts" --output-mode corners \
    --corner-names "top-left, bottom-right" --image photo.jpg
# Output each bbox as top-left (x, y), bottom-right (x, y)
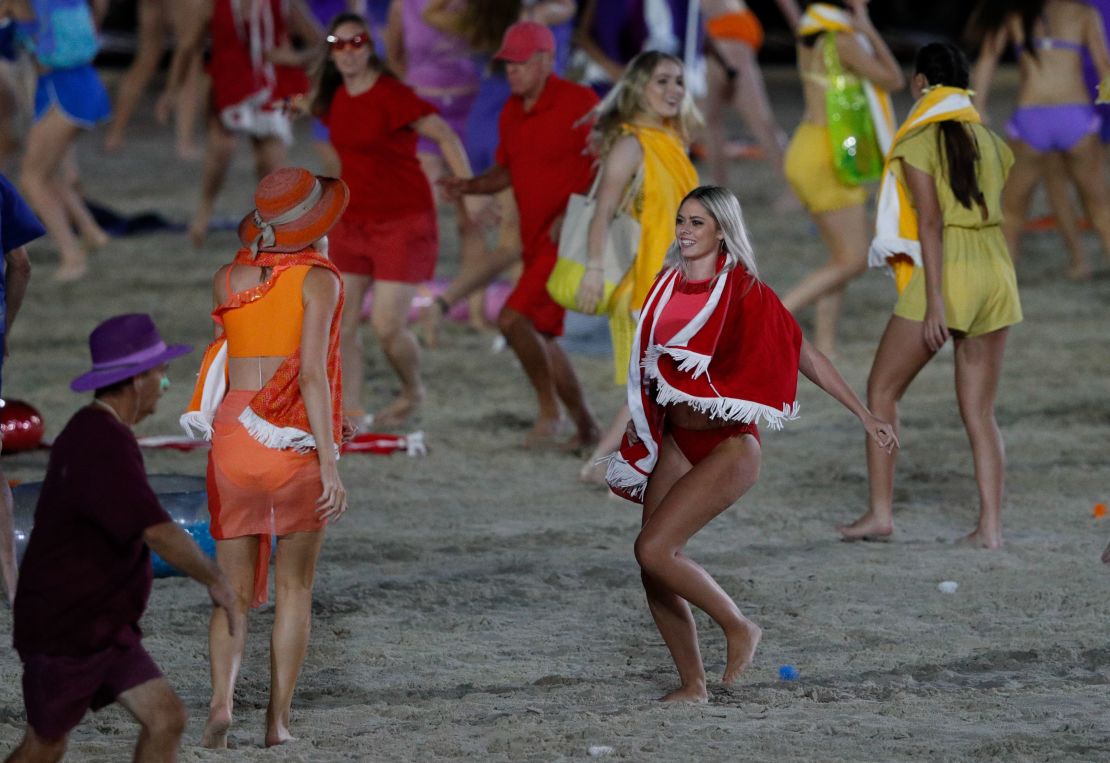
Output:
top-left (784, 123), bottom-right (867, 214)
top-left (894, 227), bottom-right (1023, 337)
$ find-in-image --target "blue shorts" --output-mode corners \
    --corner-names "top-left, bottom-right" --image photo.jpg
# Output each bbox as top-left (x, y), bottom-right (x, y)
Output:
top-left (34, 65), bottom-right (111, 129)
top-left (311, 117), bottom-right (329, 143)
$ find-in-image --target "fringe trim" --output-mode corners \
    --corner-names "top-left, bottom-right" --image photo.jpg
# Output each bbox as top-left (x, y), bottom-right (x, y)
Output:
top-left (238, 407), bottom-right (318, 453)
top-left (180, 411), bottom-right (215, 441)
top-left (644, 344), bottom-right (712, 380)
top-left (643, 353), bottom-right (800, 431)
top-left (603, 453), bottom-right (648, 500)
top-left (868, 238), bottom-right (922, 270)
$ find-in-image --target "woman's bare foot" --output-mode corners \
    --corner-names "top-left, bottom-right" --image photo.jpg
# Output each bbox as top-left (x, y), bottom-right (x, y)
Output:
top-left (1066, 262), bottom-right (1092, 281)
top-left (102, 131), bottom-right (125, 153)
top-left (523, 415), bottom-right (565, 448)
top-left (53, 260), bottom-right (88, 283)
top-left (958, 528), bottom-right (1003, 549)
top-left (577, 458), bottom-right (608, 486)
top-left (660, 680), bottom-right (708, 703)
top-left (81, 228), bottom-right (110, 251)
top-left (722, 618), bottom-right (762, 684)
top-left (201, 706), bottom-right (231, 749)
top-left (265, 707), bottom-right (294, 747)
top-left (837, 512), bottom-right (894, 541)
top-left (373, 391), bottom-right (424, 430)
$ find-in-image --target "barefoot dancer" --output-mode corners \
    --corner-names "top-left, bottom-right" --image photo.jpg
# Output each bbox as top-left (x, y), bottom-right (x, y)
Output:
top-left (971, 0), bottom-right (1110, 279)
top-left (311, 12), bottom-right (477, 429)
top-left (606, 186), bottom-right (896, 702)
top-left (441, 21), bottom-right (599, 448)
top-left (161, 0), bottom-right (321, 248)
top-left (780, 0), bottom-right (903, 355)
top-left (182, 168), bottom-right (350, 747)
top-left (575, 50), bottom-right (700, 483)
top-left (13, 0), bottom-right (112, 281)
top-left (840, 43), bottom-right (1022, 548)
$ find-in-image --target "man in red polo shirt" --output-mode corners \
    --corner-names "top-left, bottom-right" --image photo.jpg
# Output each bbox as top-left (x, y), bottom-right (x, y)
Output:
top-left (442, 21), bottom-right (599, 448)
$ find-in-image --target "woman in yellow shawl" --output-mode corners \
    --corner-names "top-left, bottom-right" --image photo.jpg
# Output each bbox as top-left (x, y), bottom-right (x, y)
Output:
top-left (575, 51), bottom-right (701, 484)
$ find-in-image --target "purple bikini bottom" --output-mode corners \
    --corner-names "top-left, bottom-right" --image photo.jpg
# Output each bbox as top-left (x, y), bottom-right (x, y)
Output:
top-left (1006, 104), bottom-right (1102, 153)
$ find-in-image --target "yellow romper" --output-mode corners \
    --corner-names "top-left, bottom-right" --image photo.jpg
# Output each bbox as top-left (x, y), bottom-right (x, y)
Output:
top-left (891, 123), bottom-right (1023, 337)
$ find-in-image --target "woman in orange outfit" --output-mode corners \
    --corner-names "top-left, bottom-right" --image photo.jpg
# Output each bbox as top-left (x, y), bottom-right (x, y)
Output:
top-left (182, 167), bottom-right (349, 748)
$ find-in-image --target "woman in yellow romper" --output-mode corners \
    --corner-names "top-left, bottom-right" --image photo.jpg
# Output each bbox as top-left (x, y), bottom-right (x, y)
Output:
top-left (782, 0), bottom-right (903, 355)
top-left (838, 42), bottom-right (1022, 549)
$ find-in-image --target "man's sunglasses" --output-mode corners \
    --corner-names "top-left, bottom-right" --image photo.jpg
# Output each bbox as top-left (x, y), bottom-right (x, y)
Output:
top-left (327, 33), bottom-right (369, 51)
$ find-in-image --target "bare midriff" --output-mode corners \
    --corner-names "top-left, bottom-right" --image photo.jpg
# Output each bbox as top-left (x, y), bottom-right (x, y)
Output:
top-left (228, 357), bottom-right (285, 391)
top-left (797, 43), bottom-right (829, 126)
top-left (665, 403), bottom-right (733, 431)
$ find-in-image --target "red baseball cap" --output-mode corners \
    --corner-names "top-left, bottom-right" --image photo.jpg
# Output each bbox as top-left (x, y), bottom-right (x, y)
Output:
top-left (494, 21), bottom-right (556, 63)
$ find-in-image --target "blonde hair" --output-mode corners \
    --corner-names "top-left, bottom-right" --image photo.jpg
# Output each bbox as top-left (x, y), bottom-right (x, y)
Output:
top-left (663, 186), bottom-right (759, 281)
top-left (590, 51), bottom-right (703, 157)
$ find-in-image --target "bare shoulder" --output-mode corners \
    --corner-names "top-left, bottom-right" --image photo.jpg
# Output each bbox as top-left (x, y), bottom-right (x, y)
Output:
top-left (213, 264), bottom-right (232, 301)
top-left (303, 266), bottom-right (341, 301)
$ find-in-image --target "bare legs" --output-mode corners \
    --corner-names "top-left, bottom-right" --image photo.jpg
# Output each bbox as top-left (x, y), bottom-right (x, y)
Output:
top-left (496, 307), bottom-right (597, 447)
top-left (781, 203), bottom-right (869, 356)
top-left (19, 109), bottom-right (108, 281)
top-left (204, 531), bottom-right (324, 748)
top-left (636, 433), bottom-right (762, 702)
top-left (1062, 135), bottom-right (1110, 271)
top-left (103, 0), bottom-right (167, 153)
top-left (0, 465), bottom-right (17, 604)
top-left (1001, 140), bottom-right (1047, 263)
top-left (368, 280), bottom-right (425, 427)
top-left (1041, 153), bottom-right (1088, 279)
top-left (839, 316), bottom-right (1010, 547)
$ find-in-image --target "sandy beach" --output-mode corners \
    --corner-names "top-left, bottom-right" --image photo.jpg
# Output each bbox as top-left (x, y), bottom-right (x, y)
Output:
top-left (0, 67), bottom-right (1108, 761)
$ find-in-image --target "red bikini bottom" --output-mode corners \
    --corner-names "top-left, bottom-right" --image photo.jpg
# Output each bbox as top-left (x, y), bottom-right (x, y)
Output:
top-left (668, 420), bottom-right (760, 465)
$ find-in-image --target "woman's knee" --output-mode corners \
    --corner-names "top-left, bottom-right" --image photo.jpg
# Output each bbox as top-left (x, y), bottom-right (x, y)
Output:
top-left (370, 312), bottom-right (408, 344)
top-left (634, 530), bottom-right (674, 574)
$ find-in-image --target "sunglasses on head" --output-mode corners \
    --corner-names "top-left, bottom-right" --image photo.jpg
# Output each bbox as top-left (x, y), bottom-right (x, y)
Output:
top-left (327, 33), bottom-right (369, 51)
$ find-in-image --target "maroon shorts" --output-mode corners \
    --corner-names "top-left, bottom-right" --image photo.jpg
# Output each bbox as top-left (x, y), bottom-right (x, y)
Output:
top-left (668, 420), bottom-right (760, 465)
top-left (329, 208), bottom-right (439, 283)
top-left (504, 248), bottom-right (565, 337)
top-left (20, 641), bottom-right (162, 740)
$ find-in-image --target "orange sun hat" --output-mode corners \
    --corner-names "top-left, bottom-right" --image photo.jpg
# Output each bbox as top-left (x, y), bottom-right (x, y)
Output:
top-left (238, 167), bottom-right (349, 256)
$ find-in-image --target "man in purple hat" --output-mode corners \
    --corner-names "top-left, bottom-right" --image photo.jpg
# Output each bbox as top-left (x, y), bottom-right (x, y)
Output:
top-left (441, 20), bottom-right (600, 449)
top-left (7, 314), bottom-right (238, 763)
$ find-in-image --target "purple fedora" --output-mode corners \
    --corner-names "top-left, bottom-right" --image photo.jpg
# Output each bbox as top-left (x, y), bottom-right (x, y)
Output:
top-left (70, 314), bottom-right (193, 392)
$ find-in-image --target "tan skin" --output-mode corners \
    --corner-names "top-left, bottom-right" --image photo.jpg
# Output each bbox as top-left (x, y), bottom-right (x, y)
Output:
top-left (201, 246), bottom-right (346, 749)
top-left (636, 198), bottom-right (897, 703)
top-left (972, 0), bottom-right (1110, 279)
top-left (324, 20), bottom-right (478, 427)
top-left (159, 0), bottom-right (322, 249)
top-left (0, 244), bottom-right (30, 604)
top-left (839, 73), bottom-right (1011, 550)
top-left (441, 50), bottom-right (600, 448)
top-left (780, 0), bottom-right (904, 356)
top-left (5, 364), bottom-right (237, 763)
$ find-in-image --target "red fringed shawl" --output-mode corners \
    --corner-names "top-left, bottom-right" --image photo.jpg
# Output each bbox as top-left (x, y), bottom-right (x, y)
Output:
top-left (606, 262), bottom-right (802, 502)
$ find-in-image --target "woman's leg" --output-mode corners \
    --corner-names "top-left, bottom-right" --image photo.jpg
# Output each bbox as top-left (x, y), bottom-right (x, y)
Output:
top-left (103, 0), bottom-right (167, 151)
top-left (58, 146), bottom-right (108, 249)
top-left (369, 280), bottom-right (425, 427)
top-left (340, 273), bottom-right (372, 418)
top-left (953, 328), bottom-right (1009, 549)
top-left (1040, 153), bottom-right (1089, 279)
top-left (781, 203), bottom-right (869, 356)
top-left (838, 316), bottom-right (935, 539)
top-left (252, 135), bottom-right (287, 179)
top-left (635, 434), bottom-right (762, 695)
top-left (203, 536), bottom-right (257, 749)
top-left (1000, 140), bottom-right (1045, 262)
top-left (702, 53), bottom-right (732, 188)
top-left (267, 530), bottom-right (325, 747)
top-left (19, 108), bottom-right (85, 280)
top-left (190, 116), bottom-right (238, 248)
top-left (720, 41), bottom-right (789, 196)
top-left (168, 0), bottom-right (206, 160)
top-left (1062, 133), bottom-right (1110, 268)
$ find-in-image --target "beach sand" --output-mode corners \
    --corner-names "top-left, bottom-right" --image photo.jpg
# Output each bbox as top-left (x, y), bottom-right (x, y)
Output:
top-left (0, 67), bottom-right (1108, 761)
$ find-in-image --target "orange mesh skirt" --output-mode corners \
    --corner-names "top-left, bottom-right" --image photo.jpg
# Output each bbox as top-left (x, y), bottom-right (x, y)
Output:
top-left (208, 390), bottom-right (325, 607)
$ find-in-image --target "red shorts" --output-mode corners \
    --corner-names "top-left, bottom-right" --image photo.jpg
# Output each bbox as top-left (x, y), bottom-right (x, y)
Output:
top-left (329, 207), bottom-right (438, 283)
top-left (504, 244), bottom-right (565, 337)
top-left (668, 420), bottom-right (760, 465)
top-left (20, 641), bottom-right (162, 740)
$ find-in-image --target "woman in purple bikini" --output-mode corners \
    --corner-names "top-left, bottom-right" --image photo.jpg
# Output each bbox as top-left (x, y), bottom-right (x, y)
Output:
top-left (971, 0), bottom-right (1110, 278)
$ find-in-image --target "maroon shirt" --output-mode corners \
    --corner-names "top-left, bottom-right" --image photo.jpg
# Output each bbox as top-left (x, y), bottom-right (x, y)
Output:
top-left (14, 406), bottom-right (171, 656)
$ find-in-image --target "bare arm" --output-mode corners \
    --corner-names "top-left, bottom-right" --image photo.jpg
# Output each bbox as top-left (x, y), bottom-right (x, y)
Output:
top-left (772, 0), bottom-right (802, 32)
top-left (521, 0), bottom-right (575, 26)
top-left (143, 521), bottom-right (238, 634)
top-left (1086, 7), bottom-right (1110, 83)
top-left (3, 247), bottom-right (30, 340)
top-left (89, 0), bottom-right (108, 27)
top-left (576, 135), bottom-right (641, 313)
top-left (971, 25), bottom-right (1008, 114)
top-left (384, 0), bottom-right (405, 75)
top-left (346, 0), bottom-right (366, 13)
top-left (836, 0), bottom-right (904, 93)
top-left (440, 162), bottom-right (512, 199)
top-left (268, 0), bottom-right (323, 68)
top-left (798, 337), bottom-right (898, 452)
top-left (903, 160), bottom-right (948, 352)
top-left (300, 267), bottom-right (347, 522)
